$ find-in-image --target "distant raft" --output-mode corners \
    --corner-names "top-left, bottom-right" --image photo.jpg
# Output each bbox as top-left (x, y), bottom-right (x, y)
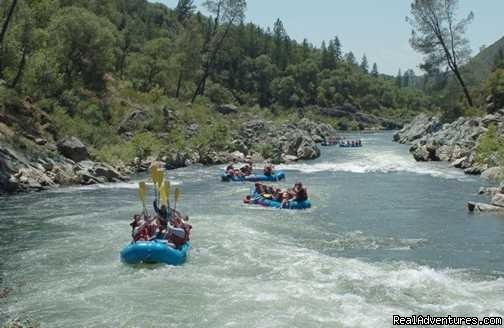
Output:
top-left (339, 144), bottom-right (362, 148)
top-left (221, 171), bottom-right (286, 182)
top-left (244, 192), bottom-right (311, 210)
top-left (120, 240), bottom-right (191, 265)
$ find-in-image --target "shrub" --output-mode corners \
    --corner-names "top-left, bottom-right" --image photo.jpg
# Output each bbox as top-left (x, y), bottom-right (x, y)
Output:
top-left (475, 124), bottom-right (504, 167)
top-left (485, 69), bottom-right (504, 112)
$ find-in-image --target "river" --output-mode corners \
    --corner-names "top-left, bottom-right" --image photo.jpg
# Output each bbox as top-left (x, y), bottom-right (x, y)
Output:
top-left (1, 132), bottom-right (503, 328)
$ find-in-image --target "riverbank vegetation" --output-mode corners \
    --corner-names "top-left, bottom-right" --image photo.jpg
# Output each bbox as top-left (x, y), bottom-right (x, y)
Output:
top-left (0, 0), bottom-right (433, 167)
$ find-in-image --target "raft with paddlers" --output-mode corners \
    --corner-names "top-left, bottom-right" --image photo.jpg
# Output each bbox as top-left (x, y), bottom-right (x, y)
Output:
top-left (339, 139), bottom-right (363, 148)
top-left (243, 182), bottom-right (311, 210)
top-left (120, 164), bottom-right (192, 266)
top-left (339, 144), bottom-right (362, 148)
top-left (121, 240), bottom-right (190, 265)
top-left (321, 137), bottom-right (342, 146)
top-left (221, 170), bottom-right (286, 182)
top-left (244, 192), bottom-right (311, 209)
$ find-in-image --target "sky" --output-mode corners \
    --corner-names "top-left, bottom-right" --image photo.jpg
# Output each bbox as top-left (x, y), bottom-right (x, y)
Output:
top-left (154, 0), bottom-right (504, 75)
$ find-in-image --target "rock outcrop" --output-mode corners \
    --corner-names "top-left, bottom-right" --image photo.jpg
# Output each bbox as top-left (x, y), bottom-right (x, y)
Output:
top-left (0, 138), bottom-right (129, 194)
top-left (231, 118), bottom-right (334, 163)
top-left (57, 137), bottom-right (90, 162)
top-left (320, 104), bottom-right (403, 130)
top-left (394, 111), bottom-right (504, 174)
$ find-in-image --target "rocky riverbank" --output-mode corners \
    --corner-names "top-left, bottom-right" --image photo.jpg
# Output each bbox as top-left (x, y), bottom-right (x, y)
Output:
top-left (393, 111), bottom-right (504, 213)
top-left (393, 111), bottom-right (504, 175)
top-left (125, 117), bottom-right (335, 172)
top-left (0, 100), bottom-right (335, 194)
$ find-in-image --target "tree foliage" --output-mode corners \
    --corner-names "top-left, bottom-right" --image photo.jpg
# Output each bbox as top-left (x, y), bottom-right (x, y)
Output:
top-left (407, 0), bottom-right (474, 106)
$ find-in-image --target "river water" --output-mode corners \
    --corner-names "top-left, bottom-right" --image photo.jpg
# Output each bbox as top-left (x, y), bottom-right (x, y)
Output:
top-left (1, 132), bottom-right (504, 328)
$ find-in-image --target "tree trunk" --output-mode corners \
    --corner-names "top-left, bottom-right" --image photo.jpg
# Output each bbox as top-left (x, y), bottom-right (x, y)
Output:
top-left (10, 45), bottom-right (26, 88)
top-left (451, 65), bottom-right (473, 107)
top-left (0, 0), bottom-right (17, 47)
top-left (175, 71), bottom-right (183, 99)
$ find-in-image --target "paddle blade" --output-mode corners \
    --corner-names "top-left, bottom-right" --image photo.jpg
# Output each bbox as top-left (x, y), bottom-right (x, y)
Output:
top-left (138, 182), bottom-right (147, 202)
top-left (160, 184), bottom-right (168, 206)
top-left (149, 164), bottom-right (157, 181)
top-left (175, 187), bottom-right (181, 203)
top-left (163, 180), bottom-right (171, 198)
top-left (157, 170), bottom-right (165, 188)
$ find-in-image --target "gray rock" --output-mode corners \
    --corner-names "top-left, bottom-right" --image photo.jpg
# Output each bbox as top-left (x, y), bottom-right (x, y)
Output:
top-left (481, 167), bottom-right (503, 182)
top-left (467, 201), bottom-right (504, 212)
top-left (479, 187), bottom-right (500, 196)
top-left (117, 110), bottom-right (148, 134)
top-left (57, 137), bottom-right (89, 162)
top-left (34, 138), bottom-right (47, 145)
top-left (75, 160), bottom-right (128, 184)
top-left (393, 114), bottom-right (442, 144)
top-left (491, 193), bottom-right (504, 207)
top-left (464, 166), bottom-right (485, 175)
top-left (216, 104), bottom-right (238, 115)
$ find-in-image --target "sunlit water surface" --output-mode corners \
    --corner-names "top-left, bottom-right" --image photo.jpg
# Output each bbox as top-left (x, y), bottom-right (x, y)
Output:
top-left (1, 132), bottom-right (504, 327)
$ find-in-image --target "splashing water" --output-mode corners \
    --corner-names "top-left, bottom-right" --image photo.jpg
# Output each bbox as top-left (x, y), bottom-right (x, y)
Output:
top-left (1, 132), bottom-right (503, 328)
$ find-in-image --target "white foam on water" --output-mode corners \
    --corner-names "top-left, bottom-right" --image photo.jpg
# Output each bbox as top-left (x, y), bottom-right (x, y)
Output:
top-left (51, 179), bottom-right (183, 193)
top-left (279, 151), bottom-right (470, 180)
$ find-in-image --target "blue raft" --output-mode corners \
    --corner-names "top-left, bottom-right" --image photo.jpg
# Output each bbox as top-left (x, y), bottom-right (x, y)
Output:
top-left (339, 144), bottom-right (362, 148)
top-left (120, 240), bottom-right (191, 266)
top-left (221, 171), bottom-right (286, 182)
top-left (245, 192), bottom-right (311, 210)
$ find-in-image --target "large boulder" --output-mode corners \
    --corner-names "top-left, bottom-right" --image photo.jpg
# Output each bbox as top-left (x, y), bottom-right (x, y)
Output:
top-left (481, 167), bottom-right (503, 182)
top-left (393, 114), bottom-right (442, 144)
top-left (75, 160), bottom-right (128, 184)
top-left (216, 104), bottom-right (238, 115)
top-left (467, 201), bottom-right (504, 212)
top-left (491, 193), bottom-right (504, 207)
top-left (117, 110), bottom-right (148, 134)
top-left (410, 144), bottom-right (438, 162)
top-left (57, 137), bottom-right (89, 162)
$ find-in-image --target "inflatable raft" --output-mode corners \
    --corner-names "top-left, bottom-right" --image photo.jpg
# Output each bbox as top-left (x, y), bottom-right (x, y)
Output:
top-left (321, 141), bottom-right (340, 146)
top-left (221, 171), bottom-right (286, 182)
top-left (244, 193), bottom-right (311, 210)
top-left (120, 240), bottom-right (191, 265)
top-left (339, 144), bottom-right (362, 148)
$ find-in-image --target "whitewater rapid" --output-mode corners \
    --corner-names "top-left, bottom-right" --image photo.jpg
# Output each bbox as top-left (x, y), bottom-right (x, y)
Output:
top-left (1, 132), bottom-right (503, 328)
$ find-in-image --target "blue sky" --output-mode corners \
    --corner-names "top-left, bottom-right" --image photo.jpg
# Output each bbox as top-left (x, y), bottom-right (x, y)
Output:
top-left (154, 0), bottom-right (504, 75)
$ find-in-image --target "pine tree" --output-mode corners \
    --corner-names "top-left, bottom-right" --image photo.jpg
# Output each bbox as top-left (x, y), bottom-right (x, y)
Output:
top-left (175, 0), bottom-right (195, 24)
top-left (396, 69), bottom-right (402, 88)
top-left (345, 51), bottom-right (356, 66)
top-left (333, 36), bottom-right (342, 62)
top-left (360, 54), bottom-right (369, 73)
top-left (320, 41), bottom-right (334, 70)
top-left (371, 62), bottom-right (378, 77)
top-left (494, 48), bottom-right (504, 71)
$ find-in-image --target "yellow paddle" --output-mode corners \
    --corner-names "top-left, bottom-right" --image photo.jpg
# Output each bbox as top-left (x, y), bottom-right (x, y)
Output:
top-left (160, 180), bottom-right (171, 207)
top-left (138, 181), bottom-right (147, 211)
top-left (174, 187), bottom-right (181, 211)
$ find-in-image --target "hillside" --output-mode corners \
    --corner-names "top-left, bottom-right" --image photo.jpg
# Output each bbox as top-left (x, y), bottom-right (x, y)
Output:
top-left (0, 0), bottom-right (431, 193)
top-left (465, 35), bottom-right (504, 83)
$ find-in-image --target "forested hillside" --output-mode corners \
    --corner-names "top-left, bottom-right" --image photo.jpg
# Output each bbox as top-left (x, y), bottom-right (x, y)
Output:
top-left (0, 0), bottom-right (431, 168)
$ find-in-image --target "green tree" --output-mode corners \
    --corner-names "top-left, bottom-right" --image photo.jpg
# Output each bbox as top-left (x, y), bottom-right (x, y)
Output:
top-left (371, 62), bottom-right (379, 77)
top-left (360, 54), bottom-right (369, 73)
top-left (494, 48), bottom-right (504, 71)
top-left (396, 68), bottom-right (402, 88)
top-left (127, 37), bottom-right (172, 92)
top-left (173, 25), bottom-right (203, 98)
top-left (48, 6), bottom-right (117, 90)
top-left (320, 41), bottom-right (334, 70)
top-left (332, 36), bottom-right (342, 63)
top-left (175, 0), bottom-right (195, 24)
top-left (345, 51), bottom-right (356, 66)
top-left (191, 0), bottom-right (247, 102)
top-left (407, 0), bottom-right (474, 106)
